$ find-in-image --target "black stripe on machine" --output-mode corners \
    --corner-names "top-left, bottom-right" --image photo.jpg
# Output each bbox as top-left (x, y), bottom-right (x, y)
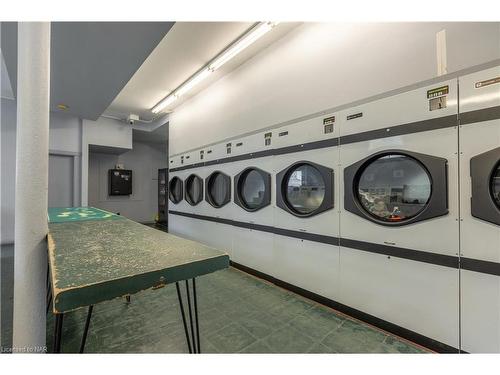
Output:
top-left (168, 210), bottom-right (464, 271)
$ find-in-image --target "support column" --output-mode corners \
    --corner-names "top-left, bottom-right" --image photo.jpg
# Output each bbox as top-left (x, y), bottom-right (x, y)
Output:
top-left (12, 22), bottom-right (51, 353)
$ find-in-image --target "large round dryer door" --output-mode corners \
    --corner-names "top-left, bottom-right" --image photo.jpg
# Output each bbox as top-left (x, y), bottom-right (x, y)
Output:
top-left (470, 147), bottom-right (500, 225)
top-left (234, 167), bottom-right (271, 212)
top-left (185, 174), bottom-right (203, 206)
top-left (492, 162), bottom-right (500, 209)
top-left (205, 171), bottom-right (231, 208)
top-left (276, 161), bottom-right (334, 217)
top-left (356, 154), bottom-right (431, 223)
top-left (344, 150), bottom-right (448, 226)
top-left (168, 176), bottom-right (183, 204)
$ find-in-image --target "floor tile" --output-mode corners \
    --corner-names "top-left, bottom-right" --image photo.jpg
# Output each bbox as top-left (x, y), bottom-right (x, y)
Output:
top-left (41, 266), bottom-right (429, 354)
top-left (239, 340), bottom-right (274, 353)
top-left (206, 323), bottom-right (257, 353)
top-left (261, 325), bottom-right (316, 353)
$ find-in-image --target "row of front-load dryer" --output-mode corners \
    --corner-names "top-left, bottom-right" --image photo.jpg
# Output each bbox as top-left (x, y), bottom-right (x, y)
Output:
top-left (169, 153), bottom-right (499, 226)
top-left (168, 65), bottom-right (500, 353)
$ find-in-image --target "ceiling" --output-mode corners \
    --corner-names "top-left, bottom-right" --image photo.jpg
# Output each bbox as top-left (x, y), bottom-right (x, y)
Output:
top-left (105, 22), bottom-right (300, 120)
top-left (1, 22), bottom-right (174, 120)
top-left (1, 22), bottom-right (299, 122)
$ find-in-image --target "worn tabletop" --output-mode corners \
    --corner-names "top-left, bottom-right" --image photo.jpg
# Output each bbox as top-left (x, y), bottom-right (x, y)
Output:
top-left (47, 207), bottom-right (229, 314)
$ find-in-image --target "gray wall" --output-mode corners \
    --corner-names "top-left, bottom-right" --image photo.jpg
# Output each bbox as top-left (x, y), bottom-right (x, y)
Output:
top-left (0, 98), bottom-right (82, 245)
top-left (88, 141), bottom-right (167, 223)
top-left (1, 98), bottom-right (17, 245)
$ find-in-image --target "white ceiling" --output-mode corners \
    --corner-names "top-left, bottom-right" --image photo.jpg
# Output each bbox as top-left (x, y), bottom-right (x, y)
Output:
top-left (105, 22), bottom-right (300, 120)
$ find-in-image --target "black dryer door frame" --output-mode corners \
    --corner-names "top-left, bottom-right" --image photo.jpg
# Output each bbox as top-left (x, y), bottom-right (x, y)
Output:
top-left (470, 146), bottom-right (500, 226)
top-left (185, 174), bottom-right (204, 206)
top-left (276, 160), bottom-right (334, 218)
top-left (234, 167), bottom-right (271, 212)
top-left (168, 176), bottom-right (184, 204)
top-left (205, 171), bottom-right (231, 208)
top-left (344, 149), bottom-right (448, 226)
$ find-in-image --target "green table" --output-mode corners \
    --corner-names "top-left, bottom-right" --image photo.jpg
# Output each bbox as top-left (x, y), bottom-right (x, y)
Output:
top-left (47, 207), bottom-right (229, 353)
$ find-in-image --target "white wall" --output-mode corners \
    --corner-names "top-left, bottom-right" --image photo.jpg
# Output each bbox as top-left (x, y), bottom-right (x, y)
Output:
top-left (88, 141), bottom-right (167, 222)
top-left (81, 117), bottom-right (133, 206)
top-left (169, 22), bottom-right (500, 155)
top-left (1, 98), bottom-right (82, 244)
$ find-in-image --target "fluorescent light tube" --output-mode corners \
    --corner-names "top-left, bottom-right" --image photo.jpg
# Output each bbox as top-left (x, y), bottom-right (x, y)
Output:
top-left (152, 93), bottom-right (178, 114)
top-left (175, 68), bottom-right (211, 97)
top-left (151, 21), bottom-right (279, 114)
top-left (209, 22), bottom-right (278, 72)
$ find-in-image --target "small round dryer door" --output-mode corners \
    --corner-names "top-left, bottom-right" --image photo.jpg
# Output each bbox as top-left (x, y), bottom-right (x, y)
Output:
top-left (185, 174), bottom-right (203, 206)
top-left (356, 154), bottom-right (431, 223)
top-left (205, 171), bottom-right (231, 208)
top-left (344, 150), bottom-right (448, 226)
top-left (234, 167), bottom-right (271, 212)
top-left (491, 161), bottom-right (500, 210)
top-left (471, 147), bottom-right (500, 225)
top-left (286, 164), bottom-right (325, 214)
top-left (168, 176), bottom-right (183, 204)
top-left (276, 161), bottom-right (334, 217)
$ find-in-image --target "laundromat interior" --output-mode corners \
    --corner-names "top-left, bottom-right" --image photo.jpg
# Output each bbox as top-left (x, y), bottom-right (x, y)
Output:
top-left (1, 8), bottom-right (500, 366)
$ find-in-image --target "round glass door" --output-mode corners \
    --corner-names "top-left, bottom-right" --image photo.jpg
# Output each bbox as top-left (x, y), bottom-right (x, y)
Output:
top-left (206, 172), bottom-right (231, 208)
top-left (356, 154), bottom-right (431, 222)
top-left (241, 170), bottom-right (265, 208)
top-left (235, 168), bottom-right (271, 211)
top-left (285, 164), bottom-right (326, 214)
top-left (168, 177), bottom-right (183, 204)
top-left (185, 174), bottom-right (203, 206)
top-left (491, 161), bottom-right (500, 209)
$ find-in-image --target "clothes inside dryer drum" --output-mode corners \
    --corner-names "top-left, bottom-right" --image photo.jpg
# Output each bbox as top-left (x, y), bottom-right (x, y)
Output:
top-left (241, 170), bottom-right (266, 209)
top-left (357, 154), bottom-right (431, 222)
top-left (210, 173), bottom-right (230, 207)
top-left (285, 164), bottom-right (326, 214)
top-left (492, 161), bottom-right (500, 209)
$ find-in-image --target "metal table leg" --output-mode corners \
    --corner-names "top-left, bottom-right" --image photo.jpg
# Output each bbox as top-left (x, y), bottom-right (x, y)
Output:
top-left (176, 278), bottom-right (201, 353)
top-left (79, 305), bottom-right (94, 353)
top-left (193, 278), bottom-right (200, 353)
top-left (53, 313), bottom-right (64, 353)
top-left (176, 282), bottom-right (193, 353)
top-left (185, 280), bottom-right (197, 353)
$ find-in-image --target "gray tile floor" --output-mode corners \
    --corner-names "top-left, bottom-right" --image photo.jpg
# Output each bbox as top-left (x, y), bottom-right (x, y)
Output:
top-left (45, 267), bottom-right (430, 353)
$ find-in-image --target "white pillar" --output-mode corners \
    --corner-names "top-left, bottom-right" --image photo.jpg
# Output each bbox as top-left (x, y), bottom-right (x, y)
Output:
top-left (12, 22), bottom-right (51, 353)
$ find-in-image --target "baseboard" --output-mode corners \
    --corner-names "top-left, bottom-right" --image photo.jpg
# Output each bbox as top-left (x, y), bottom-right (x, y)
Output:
top-left (230, 260), bottom-right (461, 354)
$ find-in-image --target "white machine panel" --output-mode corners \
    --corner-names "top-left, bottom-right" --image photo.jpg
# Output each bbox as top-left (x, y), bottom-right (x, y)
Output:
top-left (273, 236), bottom-right (341, 301)
top-left (232, 228), bottom-right (275, 276)
top-left (338, 79), bottom-right (459, 256)
top-left (339, 249), bottom-right (459, 348)
top-left (459, 65), bottom-right (500, 353)
top-left (272, 113), bottom-right (340, 234)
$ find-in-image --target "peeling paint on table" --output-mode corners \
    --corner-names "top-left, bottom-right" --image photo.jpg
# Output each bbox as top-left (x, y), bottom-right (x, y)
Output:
top-left (47, 208), bottom-right (229, 314)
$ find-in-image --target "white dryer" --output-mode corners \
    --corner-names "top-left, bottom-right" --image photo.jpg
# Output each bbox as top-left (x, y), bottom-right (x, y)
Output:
top-left (338, 78), bottom-right (460, 351)
top-left (458, 65), bottom-right (500, 353)
top-left (271, 112), bottom-right (341, 301)
top-left (167, 149), bottom-right (200, 240)
top-left (229, 130), bottom-right (276, 275)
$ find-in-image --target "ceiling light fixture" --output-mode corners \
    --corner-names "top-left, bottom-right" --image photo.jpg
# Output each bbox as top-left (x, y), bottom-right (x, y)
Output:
top-left (151, 22), bottom-right (279, 114)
